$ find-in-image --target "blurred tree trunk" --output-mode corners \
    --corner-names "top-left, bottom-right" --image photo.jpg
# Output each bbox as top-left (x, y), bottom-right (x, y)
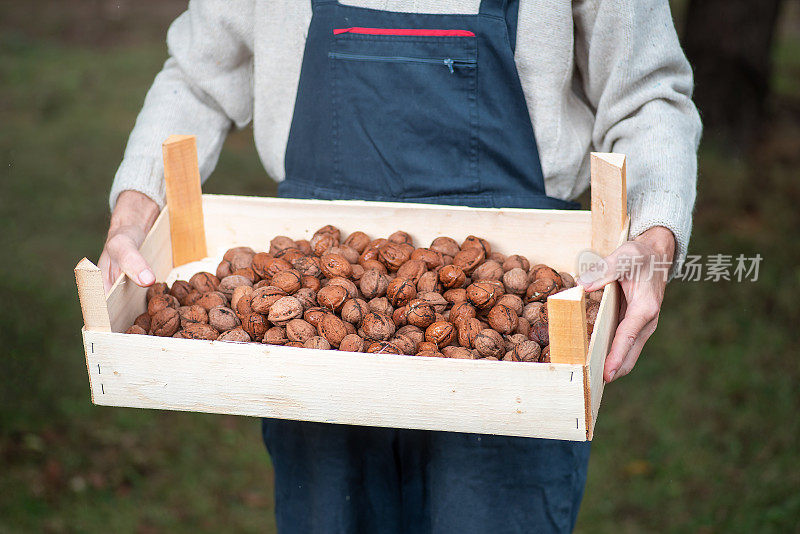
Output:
top-left (683, 0), bottom-right (784, 149)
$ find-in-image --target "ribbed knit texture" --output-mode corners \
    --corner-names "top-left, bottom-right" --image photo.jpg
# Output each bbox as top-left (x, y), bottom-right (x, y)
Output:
top-left (110, 0), bottom-right (702, 265)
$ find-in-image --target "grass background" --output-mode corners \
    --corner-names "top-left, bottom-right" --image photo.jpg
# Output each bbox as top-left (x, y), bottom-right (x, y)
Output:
top-left (1, 1), bottom-right (799, 532)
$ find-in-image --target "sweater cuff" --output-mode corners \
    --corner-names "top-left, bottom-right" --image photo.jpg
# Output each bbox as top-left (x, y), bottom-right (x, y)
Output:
top-left (628, 188), bottom-right (693, 280)
top-left (109, 156), bottom-right (166, 212)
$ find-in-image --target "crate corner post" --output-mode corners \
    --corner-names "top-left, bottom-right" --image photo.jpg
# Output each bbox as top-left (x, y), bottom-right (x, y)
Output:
top-left (547, 287), bottom-right (588, 366)
top-left (162, 134), bottom-right (207, 267)
top-left (590, 152), bottom-right (627, 258)
top-left (74, 257), bottom-right (111, 332)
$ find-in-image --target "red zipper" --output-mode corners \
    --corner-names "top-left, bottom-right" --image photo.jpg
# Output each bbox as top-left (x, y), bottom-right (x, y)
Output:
top-left (333, 27), bottom-right (475, 37)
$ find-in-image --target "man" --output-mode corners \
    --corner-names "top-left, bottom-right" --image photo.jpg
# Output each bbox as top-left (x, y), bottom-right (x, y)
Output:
top-left (99, 1), bottom-right (701, 532)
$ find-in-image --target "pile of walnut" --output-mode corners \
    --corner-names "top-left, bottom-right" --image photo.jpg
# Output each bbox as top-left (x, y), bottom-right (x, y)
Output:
top-left (127, 226), bottom-right (602, 363)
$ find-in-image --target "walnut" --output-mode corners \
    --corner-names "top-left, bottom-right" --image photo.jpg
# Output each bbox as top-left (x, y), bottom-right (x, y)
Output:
top-left (425, 321), bottom-right (455, 347)
top-left (461, 235), bottom-right (491, 256)
top-left (263, 326), bottom-right (287, 345)
top-left (525, 278), bottom-right (558, 303)
top-left (303, 307), bottom-right (328, 328)
top-left (416, 350), bottom-right (443, 358)
top-left (363, 341), bottom-right (400, 354)
top-left (388, 230), bottom-right (413, 245)
top-left (304, 336), bottom-right (332, 350)
top-left (327, 276), bottom-right (359, 299)
top-left (181, 323), bottom-right (219, 340)
top-left (416, 341), bottom-right (439, 353)
top-left (314, 224), bottom-right (342, 241)
top-left (589, 289), bottom-right (604, 302)
top-left (502, 268), bottom-right (529, 295)
top-left (271, 269), bottom-right (303, 294)
top-left (182, 290), bottom-right (203, 307)
top-left (392, 306), bottom-right (409, 327)
top-left (197, 291), bottom-right (227, 311)
top-left (490, 252), bottom-right (506, 263)
top-left (263, 257), bottom-right (293, 281)
top-left (466, 281), bottom-right (502, 310)
top-left (474, 329), bottom-right (504, 358)
top-left (511, 340), bottom-right (541, 363)
top-left (318, 314), bottom-right (347, 347)
top-left (338, 298), bottom-right (368, 325)
top-left (378, 242), bottom-right (412, 271)
top-left (293, 287), bottom-right (318, 310)
top-left (438, 265), bottom-right (466, 289)
top-left (391, 334), bottom-right (417, 355)
top-left (329, 245), bottom-right (359, 264)
top-left (529, 264), bottom-right (563, 288)
top-left (351, 264), bottom-right (365, 281)
top-left (502, 255), bottom-right (530, 273)
top-left (452, 248), bottom-right (485, 274)
top-left (217, 327), bottom-right (251, 343)
top-left (178, 304), bottom-right (208, 328)
top-left (291, 256), bottom-right (323, 279)
top-left (522, 302), bottom-right (545, 324)
top-left (343, 231), bottom-right (371, 253)
top-left (285, 318), bottom-right (316, 343)
top-left (339, 333), bottom-right (365, 353)
top-left (145, 282), bottom-right (169, 302)
top-left (386, 277), bottom-right (417, 307)
top-left (359, 270), bottom-right (389, 299)
top-left (223, 246), bottom-right (256, 262)
top-left (414, 271), bottom-right (440, 293)
top-left (242, 313), bottom-right (268, 341)
top-left (449, 301), bottom-right (477, 326)
top-left (208, 306), bottom-right (240, 332)
top-left (125, 325), bottom-right (147, 335)
top-left (276, 248), bottom-right (306, 266)
top-left (442, 346), bottom-right (473, 359)
top-left (229, 250), bottom-right (255, 272)
top-left (317, 284), bottom-right (348, 312)
top-left (150, 308), bottom-right (180, 337)
top-left (417, 291), bottom-right (448, 313)
top-left (250, 286), bottom-right (288, 314)
top-left (216, 260), bottom-right (233, 279)
top-left (458, 318), bottom-right (482, 349)
top-left (268, 296), bottom-right (303, 325)
top-left (396, 259), bottom-right (427, 284)
top-left (251, 252), bottom-right (273, 279)
top-left (133, 312), bottom-right (151, 331)
top-left (361, 259), bottom-right (388, 274)
top-left (540, 345), bottom-right (551, 363)
top-left (529, 318), bottom-right (549, 346)
top-left (496, 294), bottom-right (523, 316)
top-left (269, 236), bottom-right (297, 255)
top-left (169, 280), bottom-right (193, 304)
top-left (285, 341), bottom-right (304, 348)
top-left (361, 312), bottom-right (396, 341)
top-left (218, 275), bottom-right (253, 298)
top-left (430, 236), bottom-right (460, 257)
top-left (443, 288), bottom-right (468, 305)
top-left (560, 271), bottom-right (577, 289)
top-left (515, 317), bottom-right (531, 337)
top-left (396, 325), bottom-right (425, 346)
top-left (487, 304), bottom-right (519, 335)
top-left (302, 276), bottom-right (322, 292)
top-left (367, 297), bottom-right (393, 316)
top-left (506, 333), bottom-right (528, 348)
top-left (310, 233), bottom-right (338, 256)
top-left (234, 289), bottom-right (255, 318)
top-left (231, 285), bottom-right (253, 312)
top-left (147, 294), bottom-right (179, 316)
top-left (472, 260), bottom-right (503, 281)
top-left (405, 299), bottom-right (436, 329)
top-left (295, 239), bottom-right (312, 255)
top-left (320, 253), bottom-right (352, 279)
top-left (410, 248), bottom-right (443, 270)
top-left (189, 272), bottom-right (220, 293)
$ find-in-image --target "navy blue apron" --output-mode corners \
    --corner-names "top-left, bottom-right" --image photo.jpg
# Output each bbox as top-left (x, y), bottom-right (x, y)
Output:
top-left (266, 1), bottom-right (589, 532)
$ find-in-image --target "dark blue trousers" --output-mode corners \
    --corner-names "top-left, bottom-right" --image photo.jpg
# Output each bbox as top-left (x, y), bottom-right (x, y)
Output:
top-left (263, 419), bottom-right (590, 533)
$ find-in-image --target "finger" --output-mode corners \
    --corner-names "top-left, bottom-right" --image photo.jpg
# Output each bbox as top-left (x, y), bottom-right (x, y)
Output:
top-left (609, 318), bottom-right (657, 381)
top-left (578, 246), bottom-right (630, 292)
top-left (106, 236), bottom-right (155, 288)
top-left (603, 301), bottom-right (658, 382)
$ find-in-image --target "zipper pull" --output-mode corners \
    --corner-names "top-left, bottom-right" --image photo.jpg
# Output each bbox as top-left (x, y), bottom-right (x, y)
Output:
top-left (444, 58), bottom-right (454, 74)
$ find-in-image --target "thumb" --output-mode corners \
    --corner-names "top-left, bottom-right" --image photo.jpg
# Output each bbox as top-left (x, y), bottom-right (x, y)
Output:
top-left (577, 248), bottom-right (623, 292)
top-left (106, 235), bottom-right (155, 288)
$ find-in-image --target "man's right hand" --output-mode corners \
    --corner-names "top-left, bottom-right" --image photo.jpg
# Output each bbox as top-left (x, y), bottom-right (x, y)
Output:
top-left (98, 190), bottom-right (161, 293)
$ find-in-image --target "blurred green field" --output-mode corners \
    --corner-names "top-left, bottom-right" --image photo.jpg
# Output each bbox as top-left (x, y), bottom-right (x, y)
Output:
top-left (1, 2), bottom-right (799, 533)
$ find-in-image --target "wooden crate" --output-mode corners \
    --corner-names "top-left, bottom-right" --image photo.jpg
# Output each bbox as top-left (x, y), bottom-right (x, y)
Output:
top-left (75, 136), bottom-right (629, 441)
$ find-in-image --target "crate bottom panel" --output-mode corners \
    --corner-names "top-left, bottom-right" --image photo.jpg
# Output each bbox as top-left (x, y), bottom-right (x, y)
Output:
top-left (83, 330), bottom-right (589, 441)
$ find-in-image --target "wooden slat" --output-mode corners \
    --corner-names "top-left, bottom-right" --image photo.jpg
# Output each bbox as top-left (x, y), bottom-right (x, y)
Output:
top-left (84, 330), bottom-right (588, 440)
top-left (163, 135), bottom-right (207, 266)
top-left (201, 195), bottom-right (593, 273)
top-left (74, 258), bottom-right (111, 332)
top-left (105, 209), bottom-right (174, 332)
top-left (591, 153), bottom-right (627, 257)
top-left (547, 287), bottom-right (588, 365)
top-left (585, 217), bottom-right (630, 439)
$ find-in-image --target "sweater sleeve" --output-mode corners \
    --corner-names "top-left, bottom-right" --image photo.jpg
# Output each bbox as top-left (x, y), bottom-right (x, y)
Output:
top-left (109, 0), bottom-right (255, 211)
top-left (573, 0), bottom-right (702, 268)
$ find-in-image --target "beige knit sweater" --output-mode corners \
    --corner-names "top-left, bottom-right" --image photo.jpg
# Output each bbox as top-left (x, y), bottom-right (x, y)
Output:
top-left (110, 0), bottom-right (702, 264)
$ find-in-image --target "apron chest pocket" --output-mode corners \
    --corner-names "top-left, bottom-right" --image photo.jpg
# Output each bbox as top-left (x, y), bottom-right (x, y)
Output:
top-left (329, 31), bottom-right (480, 199)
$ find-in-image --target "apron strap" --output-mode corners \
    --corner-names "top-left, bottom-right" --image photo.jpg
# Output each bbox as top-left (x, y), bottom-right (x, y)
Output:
top-left (311, 0), bottom-right (337, 9)
top-left (479, 0), bottom-right (519, 53)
